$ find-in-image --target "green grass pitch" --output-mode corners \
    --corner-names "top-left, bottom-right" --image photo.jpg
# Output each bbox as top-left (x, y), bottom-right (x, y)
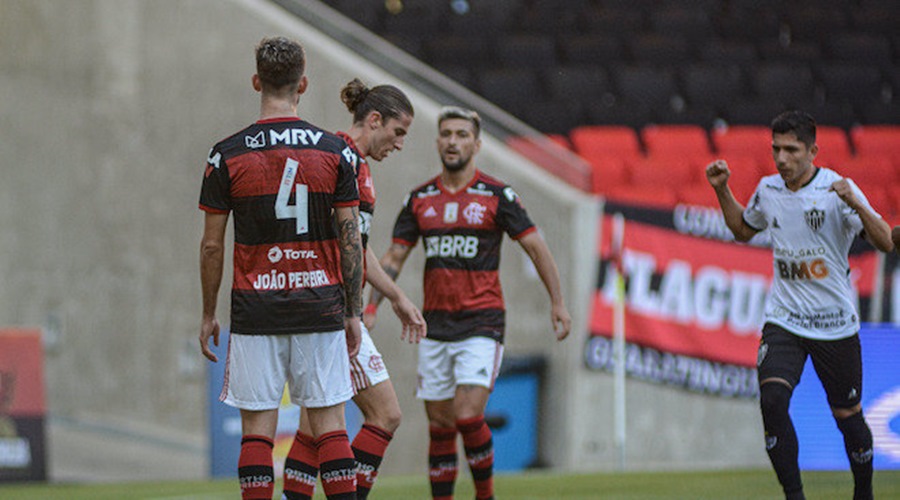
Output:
top-left (1, 469), bottom-right (899, 499)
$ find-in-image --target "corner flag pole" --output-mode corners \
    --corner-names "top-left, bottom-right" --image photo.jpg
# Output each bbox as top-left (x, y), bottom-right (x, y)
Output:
top-left (611, 212), bottom-right (626, 470)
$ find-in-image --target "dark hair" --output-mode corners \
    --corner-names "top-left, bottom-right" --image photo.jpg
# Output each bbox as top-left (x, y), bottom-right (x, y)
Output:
top-left (437, 106), bottom-right (481, 138)
top-left (255, 37), bottom-right (305, 91)
top-left (771, 110), bottom-right (816, 148)
top-left (340, 78), bottom-right (414, 124)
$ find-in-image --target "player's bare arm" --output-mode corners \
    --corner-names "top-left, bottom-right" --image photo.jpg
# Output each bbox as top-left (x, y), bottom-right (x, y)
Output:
top-left (517, 231), bottom-right (571, 341)
top-left (199, 212), bottom-right (228, 362)
top-left (705, 159), bottom-right (759, 243)
top-left (368, 242), bottom-right (414, 309)
top-left (831, 179), bottom-right (894, 253)
top-left (364, 245), bottom-right (426, 342)
top-left (336, 205), bottom-right (364, 356)
top-left (892, 226), bottom-right (900, 255)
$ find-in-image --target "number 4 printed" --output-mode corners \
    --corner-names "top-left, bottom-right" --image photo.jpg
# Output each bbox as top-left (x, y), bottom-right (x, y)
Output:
top-left (275, 158), bottom-right (309, 234)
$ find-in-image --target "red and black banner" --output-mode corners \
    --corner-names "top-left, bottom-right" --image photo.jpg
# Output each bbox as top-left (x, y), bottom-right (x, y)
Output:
top-left (585, 202), bottom-right (881, 399)
top-left (0, 328), bottom-right (47, 482)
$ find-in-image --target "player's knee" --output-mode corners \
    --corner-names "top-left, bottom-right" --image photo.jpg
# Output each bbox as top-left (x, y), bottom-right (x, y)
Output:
top-left (759, 382), bottom-right (792, 417)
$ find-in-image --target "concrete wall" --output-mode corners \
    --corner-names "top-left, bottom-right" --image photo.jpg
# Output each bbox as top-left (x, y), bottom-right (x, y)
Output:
top-left (0, 0), bottom-right (766, 477)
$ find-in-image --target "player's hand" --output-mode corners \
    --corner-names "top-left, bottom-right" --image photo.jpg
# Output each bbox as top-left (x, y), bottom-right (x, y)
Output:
top-left (892, 226), bottom-right (900, 255)
top-left (345, 316), bottom-right (362, 358)
top-left (551, 302), bottom-right (571, 341)
top-left (200, 316), bottom-right (220, 362)
top-left (391, 294), bottom-right (427, 344)
top-left (830, 178), bottom-right (861, 210)
top-left (705, 160), bottom-right (731, 190)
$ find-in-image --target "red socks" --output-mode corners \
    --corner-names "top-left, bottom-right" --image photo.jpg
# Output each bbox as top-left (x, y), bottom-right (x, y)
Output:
top-left (283, 431), bottom-right (319, 500)
top-left (428, 426), bottom-right (459, 500)
top-left (352, 424), bottom-right (393, 499)
top-left (238, 435), bottom-right (275, 500)
top-left (458, 416), bottom-right (494, 500)
top-left (316, 430), bottom-right (358, 499)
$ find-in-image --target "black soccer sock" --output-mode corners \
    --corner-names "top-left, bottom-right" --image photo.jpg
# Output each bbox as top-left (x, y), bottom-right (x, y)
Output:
top-left (836, 411), bottom-right (874, 500)
top-left (759, 383), bottom-right (804, 499)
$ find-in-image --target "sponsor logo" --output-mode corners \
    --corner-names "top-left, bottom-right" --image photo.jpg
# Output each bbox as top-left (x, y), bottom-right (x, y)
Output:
top-left (424, 235), bottom-right (478, 259)
top-left (774, 247), bottom-right (825, 258)
top-left (269, 128), bottom-right (323, 147)
top-left (283, 467), bottom-right (317, 486)
top-left (772, 217), bottom-right (780, 229)
top-left (804, 207), bottom-right (825, 231)
top-left (466, 448), bottom-right (494, 466)
top-left (584, 336), bottom-right (759, 399)
top-left (444, 202), bottom-right (458, 223)
top-left (477, 367), bottom-right (489, 377)
top-left (757, 343), bottom-right (768, 367)
top-left (267, 246), bottom-right (318, 264)
top-left (775, 258), bottom-right (828, 280)
top-left (782, 309), bottom-right (849, 330)
top-left (360, 211), bottom-right (373, 236)
top-left (851, 448), bottom-right (874, 464)
top-left (342, 146), bottom-right (358, 167)
top-left (245, 131), bottom-right (265, 149)
top-left (765, 435), bottom-right (777, 450)
top-left (368, 354), bottom-right (385, 372)
top-left (503, 186), bottom-right (519, 202)
top-left (463, 202), bottom-right (487, 225)
top-left (848, 387), bottom-right (859, 400)
top-left (467, 183), bottom-right (494, 196)
top-left (0, 438), bottom-right (31, 468)
top-left (240, 474), bottom-right (273, 490)
top-left (205, 149), bottom-right (222, 177)
top-left (423, 206), bottom-right (438, 218)
top-left (429, 461), bottom-right (458, 477)
top-left (417, 186), bottom-right (441, 198)
top-left (867, 387), bottom-right (900, 461)
top-left (321, 467), bottom-right (356, 483)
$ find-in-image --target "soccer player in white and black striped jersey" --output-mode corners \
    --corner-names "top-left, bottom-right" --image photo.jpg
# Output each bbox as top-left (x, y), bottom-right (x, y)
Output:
top-left (706, 110), bottom-right (893, 500)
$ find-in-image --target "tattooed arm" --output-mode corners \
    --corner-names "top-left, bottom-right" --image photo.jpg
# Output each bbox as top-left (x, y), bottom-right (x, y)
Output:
top-left (335, 205), bottom-right (363, 356)
top-left (366, 242), bottom-right (414, 313)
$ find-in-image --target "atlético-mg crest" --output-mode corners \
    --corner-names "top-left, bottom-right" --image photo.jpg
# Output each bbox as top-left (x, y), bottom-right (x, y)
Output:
top-left (804, 207), bottom-right (825, 231)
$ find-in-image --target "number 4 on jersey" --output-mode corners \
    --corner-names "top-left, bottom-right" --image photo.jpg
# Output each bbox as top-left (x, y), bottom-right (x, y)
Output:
top-left (275, 158), bottom-right (309, 234)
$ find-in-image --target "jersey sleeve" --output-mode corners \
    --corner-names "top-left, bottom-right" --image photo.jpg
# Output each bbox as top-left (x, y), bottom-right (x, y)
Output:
top-left (333, 142), bottom-right (360, 208)
top-left (198, 147), bottom-right (231, 214)
top-left (391, 193), bottom-right (419, 247)
top-left (842, 178), bottom-right (877, 234)
top-left (741, 181), bottom-right (767, 232)
top-left (496, 185), bottom-right (536, 239)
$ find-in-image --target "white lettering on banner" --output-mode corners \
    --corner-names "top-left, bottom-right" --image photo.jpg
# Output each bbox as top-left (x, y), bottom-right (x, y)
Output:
top-left (0, 438), bottom-right (31, 468)
top-left (601, 249), bottom-right (768, 334)
top-left (252, 270), bottom-right (330, 290)
top-left (269, 128), bottom-right (323, 146)
top-left (866, 387), bottom-right (900, 461)
top-left (424, 235), bottom-right (478, 258)
top-left (672, 205), bottom-right (770, 247)
top-left (584, 336), bottom-right (759, 398)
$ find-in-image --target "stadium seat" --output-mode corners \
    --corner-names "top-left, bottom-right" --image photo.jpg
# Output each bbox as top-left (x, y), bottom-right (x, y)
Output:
top-left (496, 34), bottom-right (557, 67)
top-left (628, 34), bottom-right (692, 66)
top-left (588, 155), bottom-right (630, 194)
top-left (559, 34), bottom-right (625, 65)
top-left (612, 65), bottom-right (679, 109)
top-left (627, 157), bottom-right (695, 187)
top-left (836, 156), bottom-right (897, 187)
top-left (477, 68), bottom-right (540, 111)
top-left (574, 6), bottom-right (646, 36)
top-left (641, 124), bottom-right (713, 160)
top-left (649, 5), bottom-right (713, 42)
top-left (725, 98), bottom-right (790, 127)
top-left (813, 126), bottom-right (852, 170)
top-left (585, 100), bottom-right (654, 129)
top-left (712, 127), bottom-right (773, 170)
top-left (699, 39), bottom-right (758, 65)
top-left (605, 184), bottom-right (679, 209)
top-left (519, 100), bottom-right (585, 135)
top-left (505, 135), bottom-right (592, 190)
top-left (681, 63), bottom-right (746, 109)
top-left (677, 184), bottom-right (720, 208)
top-left (852, 182), bottom-right (891, 218)
top-left (784, 6), bottom-right (849, 43)
top-left (752, 62), bottom-right (816, 106)
top-left (850, 125), bottom-right (900, 158)
top-left (424, 36), bottom-right (494, 67)
top-left (570, 125), bottom-right (643, 164)
top-left (818, 63), bottom-right (884, 107)
top-left (544, 65), bottom-right (612, 104)
top-left (827, 33), bottom-right (892, 67)
top-left (757, 40), bottom-right (823, 63)
top-left (857, 100), bottom-right (900, 125)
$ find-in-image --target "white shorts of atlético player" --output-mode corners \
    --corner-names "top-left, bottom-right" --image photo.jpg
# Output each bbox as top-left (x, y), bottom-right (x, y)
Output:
top-left (416, 336), bottom-right (504, 401)
top-left (220, 331), bottom-right (353, 410)
top-left (350, 323), bottom-right (391, 394)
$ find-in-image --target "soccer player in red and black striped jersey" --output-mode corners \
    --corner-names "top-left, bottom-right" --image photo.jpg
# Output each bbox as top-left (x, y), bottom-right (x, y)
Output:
top-left (198, 37), bottom-right (362, 500)
top-left (283, 78), bottom-right (426, 500)
top-left (371, 106), bottom-right (571, 500)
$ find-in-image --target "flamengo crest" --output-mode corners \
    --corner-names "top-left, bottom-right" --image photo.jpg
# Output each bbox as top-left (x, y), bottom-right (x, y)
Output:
top-left (804, 207), bottom-right (825, 232)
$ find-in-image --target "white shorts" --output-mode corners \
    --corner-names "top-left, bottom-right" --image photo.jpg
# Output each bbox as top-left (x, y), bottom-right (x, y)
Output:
top-left (416, 336), bottom-right (503, 401)
top-left (220, 331), bottom-right (353, 410)
top-left (350, 324), bottom-right (390, 394)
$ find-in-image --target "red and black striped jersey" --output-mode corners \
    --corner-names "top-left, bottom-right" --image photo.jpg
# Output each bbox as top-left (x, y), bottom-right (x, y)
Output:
top-left (199, 117), bottom-right (360, 335)
top-left (336, 132), bottom-right (376, 250)
top-left (391, 170), bottom-right (536, 343)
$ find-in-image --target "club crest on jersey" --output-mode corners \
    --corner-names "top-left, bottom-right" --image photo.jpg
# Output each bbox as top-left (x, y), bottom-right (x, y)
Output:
top-left (463, 202), bottom-right (487, 225)
top-left (444, 202), bottom-right (459, 223)
top-left (423, 206), bottom-right (438, 218)
top-left (245, 131), bottom-right (265, 149)
top-left (804, 207), bottom-right (825, 232)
